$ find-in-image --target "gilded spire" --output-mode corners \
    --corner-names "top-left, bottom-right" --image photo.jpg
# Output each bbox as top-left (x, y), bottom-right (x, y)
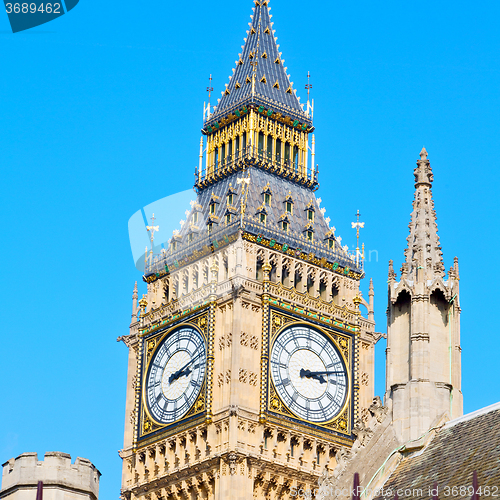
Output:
top-left (403, 148), bottom-right (445, 281)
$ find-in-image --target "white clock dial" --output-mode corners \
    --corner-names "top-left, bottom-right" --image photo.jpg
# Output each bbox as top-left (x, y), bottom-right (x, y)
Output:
top-left (270, 325), bottom-right (348, 423)
top-left (145, 326), bottom-right (206, 424)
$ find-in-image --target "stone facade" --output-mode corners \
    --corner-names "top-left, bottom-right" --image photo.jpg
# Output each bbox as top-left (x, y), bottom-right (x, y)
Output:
top-left (119, 234), bottom-right (379, 500)
top-left (0, 452), bottom-right (100, 500)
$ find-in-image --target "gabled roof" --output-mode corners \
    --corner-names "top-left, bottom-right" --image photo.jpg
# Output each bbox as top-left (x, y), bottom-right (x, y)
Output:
top-left (206, 0), bottom-right (310, 127)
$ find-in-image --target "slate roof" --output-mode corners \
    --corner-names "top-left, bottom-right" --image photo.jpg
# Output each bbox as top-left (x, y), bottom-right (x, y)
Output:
top-left (147, 169), bottom-right (359, 274)
top-left (372, 402), bottom-right (500, 500)
top-left (205, 0), bottom-right (311, 128)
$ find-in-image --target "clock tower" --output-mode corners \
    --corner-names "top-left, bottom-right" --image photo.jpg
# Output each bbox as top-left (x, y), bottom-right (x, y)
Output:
top-left (119, 2), bottom-right (380, 499)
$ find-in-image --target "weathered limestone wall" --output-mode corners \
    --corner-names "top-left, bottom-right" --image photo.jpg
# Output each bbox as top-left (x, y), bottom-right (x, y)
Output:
top-left (318, 398), bottom-right (401, 500)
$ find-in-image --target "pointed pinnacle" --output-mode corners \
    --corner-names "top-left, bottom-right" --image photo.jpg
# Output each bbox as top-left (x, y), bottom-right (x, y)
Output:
top-left (420, 147), bottom-right (428, 160)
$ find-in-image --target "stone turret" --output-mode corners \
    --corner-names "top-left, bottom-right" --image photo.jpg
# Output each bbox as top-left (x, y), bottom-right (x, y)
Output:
top-left (385, 148), bottom-right (463, 444)
top-left (1, 452), bottom-right (100, 500)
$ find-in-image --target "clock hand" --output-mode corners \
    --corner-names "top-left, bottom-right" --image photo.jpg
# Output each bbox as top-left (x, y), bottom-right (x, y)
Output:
top-left (299, 369), bottom-right (326, 384)
top-left (173, 362), bottom-right (202, 382)
top-left (169, 354), bottom-right (203, 384)
top-left (300, 369), bottom-right (344, 377)
top-left (300, 369), bottom-right (343, 384)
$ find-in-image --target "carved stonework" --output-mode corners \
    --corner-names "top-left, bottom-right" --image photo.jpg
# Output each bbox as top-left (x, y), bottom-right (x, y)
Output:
top-left (352, 419), bottom-right (373, 446)
top-left (369, 396), bottom-right (388, 423)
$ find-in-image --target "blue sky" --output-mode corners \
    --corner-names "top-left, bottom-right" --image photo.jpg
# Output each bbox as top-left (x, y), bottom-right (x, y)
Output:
top-left (1, 0), bottom-right (500, 498)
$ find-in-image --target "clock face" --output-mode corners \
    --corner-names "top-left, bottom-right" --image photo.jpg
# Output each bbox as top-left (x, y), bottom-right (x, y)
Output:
top-left (270, 325), bottom-right (348, 423)
top-left (145, 326), bottom-right (206, 424)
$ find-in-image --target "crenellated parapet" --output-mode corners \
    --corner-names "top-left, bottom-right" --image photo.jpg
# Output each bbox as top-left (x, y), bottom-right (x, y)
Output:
top-left (0, 452), bottom-right (100, 500)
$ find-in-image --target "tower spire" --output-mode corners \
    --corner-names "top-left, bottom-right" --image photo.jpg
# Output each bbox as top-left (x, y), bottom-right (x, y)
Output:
top-left (403, 148), bottom-right (445, 281)
top-left (386, 148), bottom-right (463, 444)
top-left (204, 0), bottom-right (310, 127)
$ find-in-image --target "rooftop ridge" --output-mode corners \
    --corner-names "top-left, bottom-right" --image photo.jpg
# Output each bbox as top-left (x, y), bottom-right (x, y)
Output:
top-left (443, 401), bottom-right (500, 429)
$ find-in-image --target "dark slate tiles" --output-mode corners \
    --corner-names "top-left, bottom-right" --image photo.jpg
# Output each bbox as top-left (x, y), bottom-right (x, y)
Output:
top-left (207, 1), bottom-right (310, 125)
top-left (163, 166), bottom-right (359, 272)
top-left (372, 406), bottom-right (500, 500)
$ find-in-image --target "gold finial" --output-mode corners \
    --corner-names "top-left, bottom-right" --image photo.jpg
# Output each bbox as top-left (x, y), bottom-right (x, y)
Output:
top-left (351, 210), bottom-right (365, 268)
top-left (353, 294), bottom-right (362, 309)
top-left (139, 295), bottom-right (148, 315)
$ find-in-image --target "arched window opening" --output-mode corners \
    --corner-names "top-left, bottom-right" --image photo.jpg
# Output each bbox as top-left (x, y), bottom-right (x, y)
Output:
top-left (276, 138), bottom-right (282, 163)
top-left (307, 274), bottom-right (314, 295)
top-left (256, 259), bottom-right (263, 281)
top-left (258, 132), bottom-right (265, 154)
top-left (281, 266), bottom-right (289, 286)
top-left (235, 136), bottom-right (240, 159)
top-left (295, 270), bottom-right (302, 290)
top-left (284, 143), bottom-right (291, 165)
top-left (319, 281), bottom-right (327, 300)
top-left (331, 282), bottom-right (339, 303)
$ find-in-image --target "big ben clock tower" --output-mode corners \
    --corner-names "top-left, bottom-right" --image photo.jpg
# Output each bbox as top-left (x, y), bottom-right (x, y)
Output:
top-left (119, 2), bottom-right (380, 499)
